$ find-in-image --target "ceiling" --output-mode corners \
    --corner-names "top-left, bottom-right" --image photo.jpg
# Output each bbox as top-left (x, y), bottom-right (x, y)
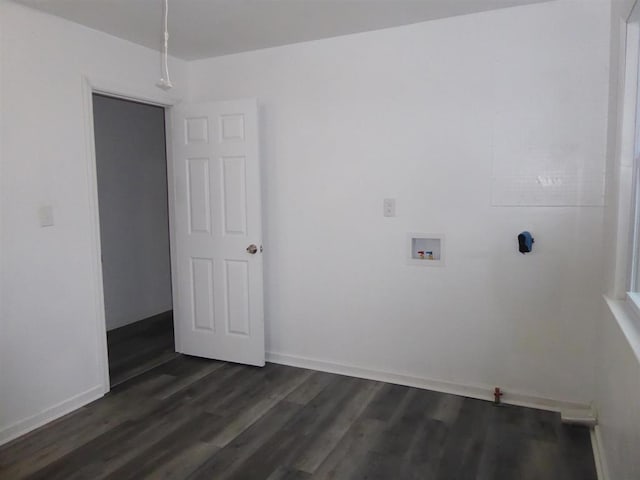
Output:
top-left (18, 0), bottom-right (551, 60)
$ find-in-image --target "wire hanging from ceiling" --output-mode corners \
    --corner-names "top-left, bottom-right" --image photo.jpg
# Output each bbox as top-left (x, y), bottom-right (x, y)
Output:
top-left (156, 0), bottom-right (173, 90)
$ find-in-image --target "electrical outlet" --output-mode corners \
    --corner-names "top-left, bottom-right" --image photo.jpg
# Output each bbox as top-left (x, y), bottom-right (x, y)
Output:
top-left (383, 198), bottom-right (396, 217)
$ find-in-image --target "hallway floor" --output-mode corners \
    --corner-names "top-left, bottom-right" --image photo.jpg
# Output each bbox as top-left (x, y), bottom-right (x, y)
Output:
top-left (107, 311), bottom-right (178, 387)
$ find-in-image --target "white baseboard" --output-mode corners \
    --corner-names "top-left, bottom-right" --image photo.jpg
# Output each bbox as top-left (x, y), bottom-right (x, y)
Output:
top-left (266, 351), bottom-right (590, 414)
top-left (591, 425), bottom-right (609, 480)
top-left (0, 385), bottom-right (104, 447)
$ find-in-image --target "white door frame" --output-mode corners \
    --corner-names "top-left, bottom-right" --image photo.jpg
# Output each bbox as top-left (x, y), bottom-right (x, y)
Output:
top-left (609, 4), bottom-right (640, 299)
top-left (81, 75), bottom-right (181, 394)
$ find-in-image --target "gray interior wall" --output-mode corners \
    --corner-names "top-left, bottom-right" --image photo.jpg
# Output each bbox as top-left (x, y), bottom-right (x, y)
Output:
top-left (93, 94), bottom-right (172, 331)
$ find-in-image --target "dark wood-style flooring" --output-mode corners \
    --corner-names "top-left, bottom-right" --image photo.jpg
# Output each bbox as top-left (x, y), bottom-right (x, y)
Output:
top-left (0, 356), bottom-right (597, 479)
top-left (107, 310), bottom-right (178, 387)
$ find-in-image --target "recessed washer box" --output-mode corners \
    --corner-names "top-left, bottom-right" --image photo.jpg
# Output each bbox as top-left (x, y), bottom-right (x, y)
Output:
top-left (408, 233), bottom-right (444, 266)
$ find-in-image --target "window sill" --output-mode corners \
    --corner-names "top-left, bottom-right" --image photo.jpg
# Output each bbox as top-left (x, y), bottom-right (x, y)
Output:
top-left (604, 295), bottom-right (640, 366)
top-left (626, 291), bottom-right (640, 316)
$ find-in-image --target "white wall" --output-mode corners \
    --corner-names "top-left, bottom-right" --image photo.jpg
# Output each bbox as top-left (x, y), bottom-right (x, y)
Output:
top-left (0, 1), bottom-right (187, 442)
top-left (596, 0), bottom-right (640, 478)
top-left (596, 309), bottom-right (640, 479)
top-left (0, 0), bottom-right (620, 448)
top-left (93, 95), bottom-right (172, 331)
top-left (189, 0), bottom-right (610, 406)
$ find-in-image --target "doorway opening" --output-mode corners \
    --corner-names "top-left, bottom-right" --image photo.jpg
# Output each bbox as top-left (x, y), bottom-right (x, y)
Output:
top-left (92, 93), bottom-right (177, 387)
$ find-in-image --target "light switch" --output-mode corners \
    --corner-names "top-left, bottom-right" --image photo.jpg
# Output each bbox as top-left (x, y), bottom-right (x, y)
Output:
top-left (383, 198), bottom-right (396, 217)
top-left (38, 205), bottom-right (54, 227)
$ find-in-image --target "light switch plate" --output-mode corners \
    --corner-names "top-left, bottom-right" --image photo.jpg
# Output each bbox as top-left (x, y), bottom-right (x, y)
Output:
top-left (383, 198), bottom-right (396, 217)
top-left (38, 205), bottom-right (54, 227)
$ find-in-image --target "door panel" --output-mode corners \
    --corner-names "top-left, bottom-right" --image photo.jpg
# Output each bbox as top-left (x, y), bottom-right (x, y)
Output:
top-left (186, 158), bottom-right (211, 234)
top-left (171, 99), bottom-right (264, 366)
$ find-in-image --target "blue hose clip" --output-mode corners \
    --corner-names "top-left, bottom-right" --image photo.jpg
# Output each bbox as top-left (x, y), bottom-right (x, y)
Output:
top-left (518, 231), bottom-right (534, 254)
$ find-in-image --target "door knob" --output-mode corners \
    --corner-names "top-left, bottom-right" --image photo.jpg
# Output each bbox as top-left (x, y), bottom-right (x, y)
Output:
top-left (246, 244), bottom-right (258, 254)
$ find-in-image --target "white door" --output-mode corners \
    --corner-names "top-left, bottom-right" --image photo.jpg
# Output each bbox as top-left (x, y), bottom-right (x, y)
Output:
top-left (170, 98), bottom-right (264, 366)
